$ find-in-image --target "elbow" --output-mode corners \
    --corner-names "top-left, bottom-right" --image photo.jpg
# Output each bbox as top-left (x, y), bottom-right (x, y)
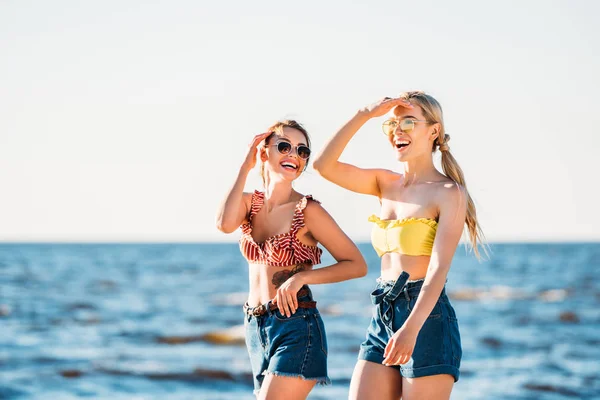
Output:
top-left (354, 258), bottom-right (368, 278)
top-left (312, 158), bottom-right (328, 175)
top-left (215, 219), bottom-right (236, 234)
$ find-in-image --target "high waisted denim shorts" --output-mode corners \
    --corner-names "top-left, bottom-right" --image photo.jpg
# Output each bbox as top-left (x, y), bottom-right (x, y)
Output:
top-left (244, 286), bottom-right (330, 395)
top-left (358, 272), bottom-right (462, 382)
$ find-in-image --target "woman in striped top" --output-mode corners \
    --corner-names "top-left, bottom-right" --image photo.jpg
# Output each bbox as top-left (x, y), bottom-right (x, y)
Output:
top-left (216, 120), bottom-right (367, 399)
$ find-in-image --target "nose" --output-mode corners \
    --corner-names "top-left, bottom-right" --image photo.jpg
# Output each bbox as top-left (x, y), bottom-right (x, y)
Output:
top-left (288, 146), bottom-right (299, 158)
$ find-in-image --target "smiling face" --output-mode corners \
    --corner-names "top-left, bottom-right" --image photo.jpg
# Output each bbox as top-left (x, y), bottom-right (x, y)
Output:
top-left (261, 125), bottom-right (311, 183)
top-left (385, 103), bottom-right (440, 162)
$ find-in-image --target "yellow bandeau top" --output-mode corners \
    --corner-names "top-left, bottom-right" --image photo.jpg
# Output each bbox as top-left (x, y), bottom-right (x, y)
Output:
top-left (369, 215), bottom-right (438, 257)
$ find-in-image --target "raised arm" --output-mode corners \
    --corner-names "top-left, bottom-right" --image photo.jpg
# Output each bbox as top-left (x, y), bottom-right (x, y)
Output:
top-left (215, 132), bottom-right (271, 233)
top-left (273, 200), bottom-right (368, 317)
top-left (313, 97), bottom-right (413, 197)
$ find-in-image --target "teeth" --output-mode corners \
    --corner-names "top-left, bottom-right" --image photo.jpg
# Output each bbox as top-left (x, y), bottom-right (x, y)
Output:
top-left (281, 162), bottom-right (297, 169)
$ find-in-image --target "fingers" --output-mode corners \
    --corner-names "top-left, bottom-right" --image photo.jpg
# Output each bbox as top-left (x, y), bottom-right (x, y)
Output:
top-left (250, 131), bottom-right (273, 147)
top-left (285, 294), bottom-right (295, 317)
top-left (381, 97), bottom-right (413, 108)
top-left (276, 289), bottom-right (290, 317)
top-left (291, 293), bottom-right (298, 313)
top-left (383, 342), bottom-right (412, 366)
top-left (276, 291), bottom-right (285, 316)
top-left (275, 288), bottom-right (299, 318)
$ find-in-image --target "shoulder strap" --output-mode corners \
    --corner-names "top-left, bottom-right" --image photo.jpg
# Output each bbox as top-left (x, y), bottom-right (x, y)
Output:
top-left (248, 190), bottom-right (264, 221)
top-left (290, 195), bottom-right (319, 234)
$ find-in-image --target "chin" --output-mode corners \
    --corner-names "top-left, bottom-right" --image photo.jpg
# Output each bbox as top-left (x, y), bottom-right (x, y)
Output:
top-left (394, 151), bottom-right (411, 162)
top-left (275, 171), bottom-right (300, 182)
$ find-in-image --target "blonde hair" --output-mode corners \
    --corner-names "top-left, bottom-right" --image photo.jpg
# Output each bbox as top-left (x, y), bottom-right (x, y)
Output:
top-left (399, 91), bottom-right (488, 259)
top-left (260, 120), bottom-right (311, 187)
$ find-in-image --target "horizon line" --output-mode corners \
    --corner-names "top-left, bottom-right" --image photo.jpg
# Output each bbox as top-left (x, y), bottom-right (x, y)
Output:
top-left (0, 239), bottom-right (598, 245)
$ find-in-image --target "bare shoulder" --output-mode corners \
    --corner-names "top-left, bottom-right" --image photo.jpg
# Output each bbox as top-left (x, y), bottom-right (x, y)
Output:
top-left (303, 197), bottom-right (329, 220)
top-left (433, 179), bottom-right (467, 210)
top-left (437, 179), bottom-right (466, 196)
top-left (376, 168), bottom-right (402, 183)
top-left (374, 169), bottom-right (403, 193)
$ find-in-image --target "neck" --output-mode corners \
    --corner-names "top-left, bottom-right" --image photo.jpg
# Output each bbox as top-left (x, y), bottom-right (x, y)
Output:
top-left (399, 153), bottom-right (438, 184)
top-left (263, 179), bottom-right (295, 210)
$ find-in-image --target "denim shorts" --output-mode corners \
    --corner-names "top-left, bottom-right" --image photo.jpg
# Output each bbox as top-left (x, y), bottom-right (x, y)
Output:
top-left (358, 271), bottom-right (462, 382)
top-left (244, 286), bottom-right (330, 395)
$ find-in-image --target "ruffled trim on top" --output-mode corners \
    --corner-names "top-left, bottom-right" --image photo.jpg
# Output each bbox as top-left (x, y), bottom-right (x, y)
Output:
top-left (368, 214), bottom-right (438, 229)
top-left (240, 190), bottom-right (265, 234)
top-left (291, 195), bottom-right (319, 234)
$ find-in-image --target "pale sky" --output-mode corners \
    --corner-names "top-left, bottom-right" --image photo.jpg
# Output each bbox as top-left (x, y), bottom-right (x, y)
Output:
top-left (1, 0), bottom-right (598, 242)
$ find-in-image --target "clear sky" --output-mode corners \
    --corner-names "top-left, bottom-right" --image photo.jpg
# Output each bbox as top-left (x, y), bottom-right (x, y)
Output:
top-left (1, 0), bottom-right (598, 242)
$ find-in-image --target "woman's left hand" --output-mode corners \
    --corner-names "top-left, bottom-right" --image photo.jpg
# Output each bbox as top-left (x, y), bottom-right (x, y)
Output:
top-left (273, 274), bottom-right (305, 317)
top-left (382, 325), bottom-right (419, 366)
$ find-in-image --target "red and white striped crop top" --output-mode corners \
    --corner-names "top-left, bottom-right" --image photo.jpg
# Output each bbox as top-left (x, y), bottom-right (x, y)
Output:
top-left (239, 191), bottom-right (323, 267)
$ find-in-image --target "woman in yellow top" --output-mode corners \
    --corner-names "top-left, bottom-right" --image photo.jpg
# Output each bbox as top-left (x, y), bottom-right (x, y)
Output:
top-left (313, 91), bottom-right (486, 400)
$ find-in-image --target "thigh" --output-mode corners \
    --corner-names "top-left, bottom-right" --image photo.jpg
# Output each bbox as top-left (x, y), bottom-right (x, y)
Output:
top-left (402, 374), bottom-right (454, 400)
top-left (258, 374), bottom-right (316, 400)
top-left (349, 360), bottom-right (403, 400)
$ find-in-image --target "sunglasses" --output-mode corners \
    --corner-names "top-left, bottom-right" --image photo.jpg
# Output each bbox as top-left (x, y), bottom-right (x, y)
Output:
top-left (382, 119), bottom-right (430, 136)
top-left (270, 141), bottom-right (311, 160)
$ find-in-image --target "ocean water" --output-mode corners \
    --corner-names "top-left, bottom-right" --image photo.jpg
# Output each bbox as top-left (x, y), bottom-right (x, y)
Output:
top-left (0, 242), bottom-right (599, 399)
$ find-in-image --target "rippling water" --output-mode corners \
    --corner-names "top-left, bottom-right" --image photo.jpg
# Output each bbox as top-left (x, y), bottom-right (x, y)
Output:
top-left (1, 242), bottom-right (599, 399)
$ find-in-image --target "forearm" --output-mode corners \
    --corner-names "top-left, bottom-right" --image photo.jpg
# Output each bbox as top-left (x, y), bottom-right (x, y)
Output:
top-left (296, 259), bottom-right (367, 285)
top-left (313, 111), bottom-right (370, 171)
top-left (215, 166), bottom-right (250, 233)
top-left (403, 265), bottom-right (449, 332)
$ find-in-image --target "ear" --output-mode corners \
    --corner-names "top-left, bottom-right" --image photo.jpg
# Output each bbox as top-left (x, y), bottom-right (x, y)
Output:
top-left (260, 147), bottom-right (268, 162)
top-left (430, 123), bottom-right (441, 141)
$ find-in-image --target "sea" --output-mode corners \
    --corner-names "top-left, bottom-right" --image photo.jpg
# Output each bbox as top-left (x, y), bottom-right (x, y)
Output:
top-left (1, 242), bottom-right (599, 399)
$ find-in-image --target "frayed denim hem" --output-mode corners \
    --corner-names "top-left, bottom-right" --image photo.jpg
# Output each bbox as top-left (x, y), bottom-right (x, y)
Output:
top-left (262, 370), bottom-right (331, 386)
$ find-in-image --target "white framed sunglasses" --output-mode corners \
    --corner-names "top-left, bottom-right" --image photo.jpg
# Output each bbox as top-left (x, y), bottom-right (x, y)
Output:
top-left (269, 141), bottom-right (311, 160)
top-left (382, 118), bottom-right (430, 135)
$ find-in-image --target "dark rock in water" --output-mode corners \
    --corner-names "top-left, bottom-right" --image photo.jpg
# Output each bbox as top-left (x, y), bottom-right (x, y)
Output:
top-left (157, 325), bottom-right (245, 346)
top-left (459, 369), bottom-right (476, 378)
top-left (156, 335), bottom-right (205, 345)
top-left (523, 383), bottom-right (581, 397)
top-left (66, 303), bottom-right (98, 312)
top-left (559, 311), bottom-right (580, 323)
top-left (516, 315), bottom-right (533, 325)
top-left (188, 317), bottom-right (209, 324)
top-left (89, 279), bottom-right (119, 292)
top-left (481, 337), bottom-right (503, 348)
top-left (199, 329), bottom-right (245, 346)
top-left (0, 304), bottom-right (11, 317)
top-left (76, 316), bottom-right (102, 325)
top-left (60, 369), bottom-right (84, 378)
top-left (191, 368), bottom-right (236, 381)
top-left (96, 365), bottom-right (251, 384)
top-left (50, 318), bottom-right (65, 326)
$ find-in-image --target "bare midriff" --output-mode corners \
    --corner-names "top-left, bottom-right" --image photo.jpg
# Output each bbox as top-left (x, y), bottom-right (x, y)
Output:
top-left (380, 253), bottom-right (431, 281)
top-left (247, 262), bottom-right (314, 306)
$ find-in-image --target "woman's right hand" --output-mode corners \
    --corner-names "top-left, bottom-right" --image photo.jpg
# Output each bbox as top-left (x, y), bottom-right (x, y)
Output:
top-left (358, 97), bottom-right (413, 119)
top-left (243, 131), bottom-right (273, 171)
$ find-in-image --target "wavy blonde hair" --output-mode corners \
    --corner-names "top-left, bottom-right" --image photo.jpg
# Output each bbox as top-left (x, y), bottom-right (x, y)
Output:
top-left (399, 91), bottom-right (488, 259)
top-left (260, 120), bottom-right (311, 187)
